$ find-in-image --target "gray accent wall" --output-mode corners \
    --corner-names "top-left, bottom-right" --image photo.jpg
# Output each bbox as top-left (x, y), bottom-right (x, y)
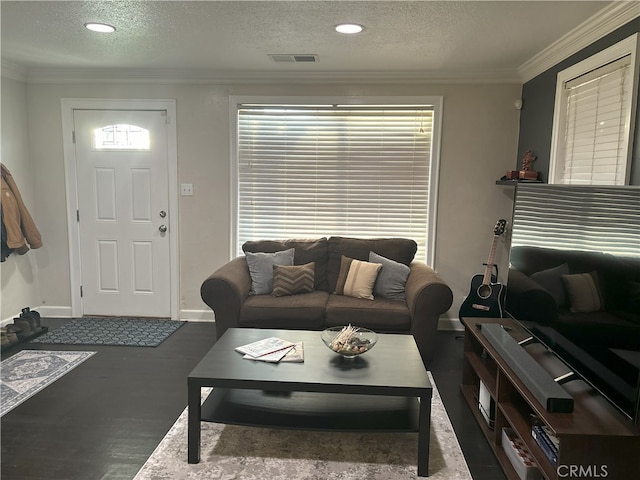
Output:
top-left (517, 18), bottom-right (640, 184)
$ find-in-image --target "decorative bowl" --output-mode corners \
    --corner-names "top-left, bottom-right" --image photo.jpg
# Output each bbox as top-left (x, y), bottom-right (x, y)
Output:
top-left (321, 325), bottom-right (378, 358)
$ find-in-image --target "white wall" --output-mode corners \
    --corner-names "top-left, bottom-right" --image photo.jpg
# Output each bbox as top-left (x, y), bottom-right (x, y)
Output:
top-left (8, 79), bottom-right (521, 326)
top-left (1, 76), bottom-right (41, 323)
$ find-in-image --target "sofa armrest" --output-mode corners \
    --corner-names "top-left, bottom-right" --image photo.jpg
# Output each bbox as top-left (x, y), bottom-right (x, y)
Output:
top-left (505, 268), bottom-right (558, 326)
top-left (405, 261), bottom-right (453, 365)
top-left (200, 256), bottom-right (251, 339)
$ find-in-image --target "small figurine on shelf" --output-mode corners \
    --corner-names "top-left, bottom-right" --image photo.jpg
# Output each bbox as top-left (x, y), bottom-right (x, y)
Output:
top-left (518, 150), bottom-right (539, 180)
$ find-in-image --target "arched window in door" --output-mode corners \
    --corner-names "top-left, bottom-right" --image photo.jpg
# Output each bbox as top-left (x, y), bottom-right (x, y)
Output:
top-left (93, 124), bottom-right (150, 150)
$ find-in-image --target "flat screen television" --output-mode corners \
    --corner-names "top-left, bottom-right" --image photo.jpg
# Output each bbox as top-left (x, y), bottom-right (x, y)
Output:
top-left (505, 184), bottom-right (640, 425)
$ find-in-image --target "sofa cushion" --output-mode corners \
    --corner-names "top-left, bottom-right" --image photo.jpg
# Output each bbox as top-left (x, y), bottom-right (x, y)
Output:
top-left (245, 248), bottom-right (295, 295)
top-left (272, 263), bottom-right (315, 297)
top-left (325, 294), bottom-right (411, 331)
top-left (327, 237), bottom-right (417, 292)
top-left (243, 238), bottom-right (329, 291)
top-left (562, 271), bottom-right (603, 313)
top-left (370, 251), bottom-right (411, 300)
top-left (239, 291), bottom-right (329, 330)
top-left (557, 310), bottom-right (640, 350)
top-left (627, 281), bottom-right (640, 314)
top-left (334, 256), bottom-right (382, 300)
top-left (530, 263), bottom-right (570, 307)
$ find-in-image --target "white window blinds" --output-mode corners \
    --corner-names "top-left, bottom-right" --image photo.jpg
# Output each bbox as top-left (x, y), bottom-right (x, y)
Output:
top-left (511, 185), bottom-right (640, 258)
top-left (550, 34), bottom-right (639, 186)
top-left (560, 56), bottom-right (632, 185)
top-left (236, 105), bottom-right (435, 260)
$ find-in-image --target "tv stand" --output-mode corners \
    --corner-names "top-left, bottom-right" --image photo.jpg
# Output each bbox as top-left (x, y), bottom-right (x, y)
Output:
top-left (461, 317), bottom-right (640, 480)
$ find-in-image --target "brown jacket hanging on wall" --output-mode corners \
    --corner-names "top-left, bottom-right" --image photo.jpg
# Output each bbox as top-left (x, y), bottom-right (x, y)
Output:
top-left (1, 164), bottom-right (42, 255)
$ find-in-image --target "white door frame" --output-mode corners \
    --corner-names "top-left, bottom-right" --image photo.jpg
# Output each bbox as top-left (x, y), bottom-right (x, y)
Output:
top-left (61, 98), bottom-right (179, 319)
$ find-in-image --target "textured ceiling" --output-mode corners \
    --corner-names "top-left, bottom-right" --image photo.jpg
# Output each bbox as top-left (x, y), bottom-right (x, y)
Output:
top-left (0, 1), bottom-right (618, 81)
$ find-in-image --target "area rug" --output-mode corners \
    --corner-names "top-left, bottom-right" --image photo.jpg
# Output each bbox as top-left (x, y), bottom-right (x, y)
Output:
top-left (133, 373), bottom-right (472, 480)
top-left (30, 317), bottom-right (184, 347)
top-left (0, 350), bottom-right (96, 417)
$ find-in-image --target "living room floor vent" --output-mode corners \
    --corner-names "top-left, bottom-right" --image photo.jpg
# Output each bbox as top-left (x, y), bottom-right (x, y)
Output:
top-left (268, 54), bottom-right (319, 63)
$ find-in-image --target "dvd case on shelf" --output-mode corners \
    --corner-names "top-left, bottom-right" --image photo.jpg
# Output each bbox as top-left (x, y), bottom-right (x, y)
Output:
top-left (502, 427), bottom-right (542, 480)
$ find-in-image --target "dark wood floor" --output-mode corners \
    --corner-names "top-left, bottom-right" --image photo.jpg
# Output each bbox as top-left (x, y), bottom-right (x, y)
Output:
top-left (1, 319), bottom-right (505, 480)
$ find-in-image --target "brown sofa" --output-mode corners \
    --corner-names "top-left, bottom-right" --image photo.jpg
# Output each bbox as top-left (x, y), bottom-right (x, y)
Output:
top-left (200, 237), bottom-right (453, 365)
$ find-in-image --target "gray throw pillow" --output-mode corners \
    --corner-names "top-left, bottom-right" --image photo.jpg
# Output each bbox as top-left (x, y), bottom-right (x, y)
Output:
top-left (369, 251), bottom-right (411, 300)
top-left (530, 263), bottom-right (570, 307)
top-left (245, 248), bottom-right (295, 295)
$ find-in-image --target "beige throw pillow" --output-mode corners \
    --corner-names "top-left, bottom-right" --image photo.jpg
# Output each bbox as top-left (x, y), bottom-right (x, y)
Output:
top-left (335, 256), bottom-right (382, 300)
top-left (562, 272), bottom-right (603, 313)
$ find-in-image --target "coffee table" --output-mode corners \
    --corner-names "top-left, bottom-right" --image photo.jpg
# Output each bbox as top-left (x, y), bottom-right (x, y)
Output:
top-left (187, 327), bottom-right (433, 476)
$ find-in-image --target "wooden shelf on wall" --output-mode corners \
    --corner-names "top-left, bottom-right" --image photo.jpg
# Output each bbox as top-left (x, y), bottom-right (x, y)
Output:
top-left (496, 180), bottom-right (544, 186)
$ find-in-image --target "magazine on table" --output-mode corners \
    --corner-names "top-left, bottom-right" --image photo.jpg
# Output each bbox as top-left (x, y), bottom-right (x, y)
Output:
top-left (242, 345), bottom-right (294, 363)
top-left (234, 336), bottom-right (295, 358)
top-left (238, 339), bottom-right (304, 363)
top-left (279, 342), bottom-right (304, 362)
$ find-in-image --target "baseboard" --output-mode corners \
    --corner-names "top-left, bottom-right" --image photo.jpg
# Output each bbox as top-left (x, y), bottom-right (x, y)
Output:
top-left (4, 306), bottom-right (450, 330)
top-left (33, 306), bottom-right (74, 318)
top-left (1, 317), bottom-right (14, 327)
top-left (438, 317), bottom-right (464, 331)
top-left (2, 306), bottom-right (73, 327)
top-left (2, 305), bottom-right (213, 324)
top-left (179, 309), bottom-right (214, 322)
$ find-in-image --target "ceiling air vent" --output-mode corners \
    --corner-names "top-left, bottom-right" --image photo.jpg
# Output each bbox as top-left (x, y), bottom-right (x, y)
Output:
top-left (268, 54), bottom-right (319, 63)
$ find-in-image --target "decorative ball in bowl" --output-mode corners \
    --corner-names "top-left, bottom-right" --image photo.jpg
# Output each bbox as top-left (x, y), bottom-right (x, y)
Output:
top-left (321, 325), bottom-right (377, 358)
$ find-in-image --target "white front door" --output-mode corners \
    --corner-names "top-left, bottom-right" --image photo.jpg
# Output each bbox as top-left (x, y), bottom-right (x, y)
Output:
top-left (73, 109), bottom-right (171, 317)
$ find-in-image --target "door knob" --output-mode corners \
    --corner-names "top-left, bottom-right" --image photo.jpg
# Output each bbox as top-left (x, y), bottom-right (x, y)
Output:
top-left (159, 225), bottom-right (167, 233)
top-left (159, 210), bottom-right (167, 218)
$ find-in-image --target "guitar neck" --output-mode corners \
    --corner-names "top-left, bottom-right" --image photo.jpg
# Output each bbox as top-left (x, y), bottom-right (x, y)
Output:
top-left (482, 236), bottom-right (499, 285)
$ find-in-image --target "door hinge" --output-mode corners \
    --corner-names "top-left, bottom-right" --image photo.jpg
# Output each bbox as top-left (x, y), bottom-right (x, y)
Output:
top-left (80, 286), bottom-right (83, 298)
top-left (76, 210), bottom-right (80, 222)
top-left (72, 131), bottom-right (76, 144)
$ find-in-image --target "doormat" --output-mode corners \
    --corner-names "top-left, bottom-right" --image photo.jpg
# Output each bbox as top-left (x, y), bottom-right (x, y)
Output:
top-left (1, 350), bottom-right (96, 417)
top-left (30, 317), bottom-right (185, 347)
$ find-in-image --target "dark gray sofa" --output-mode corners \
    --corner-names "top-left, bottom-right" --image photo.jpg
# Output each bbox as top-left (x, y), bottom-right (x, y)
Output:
top-left (200, 237), bottom-right (453, 365)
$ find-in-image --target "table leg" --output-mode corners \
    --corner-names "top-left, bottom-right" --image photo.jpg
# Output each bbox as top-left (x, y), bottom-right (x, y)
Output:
top-left (187, 381), bottom-right (201, 464)
top-left (417, 392), bottom-right (432, 477)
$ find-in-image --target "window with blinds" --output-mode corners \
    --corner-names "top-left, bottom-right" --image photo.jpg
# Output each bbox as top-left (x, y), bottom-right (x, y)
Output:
top-left (233, 101), bottom-right (440, 262)
top-left (549, 34), bottom-right (639, 185)
top-left (511, 185), bottom-right (640, 258)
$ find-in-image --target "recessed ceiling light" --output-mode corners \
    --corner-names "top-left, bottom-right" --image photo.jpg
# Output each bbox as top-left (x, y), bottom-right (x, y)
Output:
top-left (335, 23), bottom-right (364, 34)
top-left (85, 22), bottom-right (116, 33)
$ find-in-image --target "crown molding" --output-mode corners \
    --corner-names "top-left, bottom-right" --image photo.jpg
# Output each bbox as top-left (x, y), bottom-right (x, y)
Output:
top-left (1, 59), bottom-right (27, 82)
top-left (23, 67), bottom-right (521, 85)
top-left (518, 1), bottom-right (640, 83)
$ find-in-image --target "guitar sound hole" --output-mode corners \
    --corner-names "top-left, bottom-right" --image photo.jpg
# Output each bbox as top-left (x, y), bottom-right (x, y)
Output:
top-left (477, 284), bottom-right (492, 299)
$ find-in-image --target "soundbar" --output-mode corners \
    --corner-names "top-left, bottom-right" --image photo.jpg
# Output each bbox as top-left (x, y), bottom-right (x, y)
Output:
top-left (480, 323), bottom-right (574, 413)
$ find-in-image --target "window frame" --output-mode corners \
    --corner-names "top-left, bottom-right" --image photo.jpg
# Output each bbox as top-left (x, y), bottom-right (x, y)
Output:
top-left (548, 33), bottom-right (640, 185)
top-left (229, 95), bottom-right (444, 266)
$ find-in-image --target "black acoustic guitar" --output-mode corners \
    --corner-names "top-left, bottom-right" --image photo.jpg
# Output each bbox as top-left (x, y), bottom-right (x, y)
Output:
top-left (459, 219), bottom-right (507, 319)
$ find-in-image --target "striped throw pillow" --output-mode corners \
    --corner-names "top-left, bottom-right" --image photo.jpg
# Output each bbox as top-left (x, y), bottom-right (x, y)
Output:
top-left (334, 256), bottom-right (382, 300)
top-left (271, 262), bottom-right (315, 297)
